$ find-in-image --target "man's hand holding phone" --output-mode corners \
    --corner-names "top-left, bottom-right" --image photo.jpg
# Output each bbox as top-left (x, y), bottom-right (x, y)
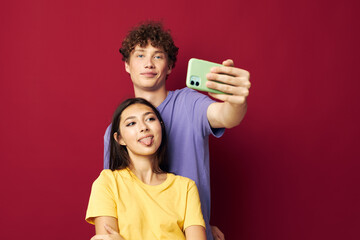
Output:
top-left (186, 58), bottom-right (250, 104)
top-left (186, 58), bottom-right (250, 128)
top-left (206, 59), bottom-right (250, 105)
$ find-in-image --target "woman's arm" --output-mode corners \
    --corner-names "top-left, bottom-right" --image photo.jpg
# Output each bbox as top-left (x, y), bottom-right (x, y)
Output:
top-left (90, 216), bottom-right (124, 240)
top-left (185, 225), bottom-right (206, 240)
top-left (94, 216), bottom-right (119, 234)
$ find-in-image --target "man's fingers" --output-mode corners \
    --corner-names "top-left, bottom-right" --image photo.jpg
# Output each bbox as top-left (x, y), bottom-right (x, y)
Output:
top-left (217, 231), bottom-right (225, 240)
top-left (207, 81), bottom-right (249, 97)
top-left (210, 65), bottom-right (250, 80)
top-left (211, 225), bottom-right (225, 240)
top-left (209, 92), bottom-right (246, 105)
top-left (206, 74), bottom-right (251, 88)
top-left (222, 59), bottom-right (234, 67)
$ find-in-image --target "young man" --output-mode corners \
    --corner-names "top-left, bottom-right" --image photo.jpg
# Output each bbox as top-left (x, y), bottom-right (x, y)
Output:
top-left (103, 22), bottom-right (250, 240)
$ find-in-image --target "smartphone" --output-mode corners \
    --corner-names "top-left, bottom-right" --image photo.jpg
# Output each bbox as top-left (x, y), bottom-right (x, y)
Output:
top-left (186, 58), bottom-right (227, 94)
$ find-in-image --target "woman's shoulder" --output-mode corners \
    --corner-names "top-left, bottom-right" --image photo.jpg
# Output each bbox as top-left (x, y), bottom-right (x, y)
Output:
top-left (168, 173), bottom-right (196, 188)
top-left (96, 168), bottom-right (130, 182)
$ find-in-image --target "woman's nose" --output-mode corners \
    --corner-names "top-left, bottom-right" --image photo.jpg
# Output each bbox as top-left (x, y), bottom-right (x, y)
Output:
top-left (139, 121), bottom-right (149, 132)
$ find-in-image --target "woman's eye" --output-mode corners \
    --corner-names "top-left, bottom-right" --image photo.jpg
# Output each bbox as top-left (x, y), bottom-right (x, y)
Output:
top-left (126, 122), bottom-right (136, 127)
top-left (146, 117), bottom-right (156, 122)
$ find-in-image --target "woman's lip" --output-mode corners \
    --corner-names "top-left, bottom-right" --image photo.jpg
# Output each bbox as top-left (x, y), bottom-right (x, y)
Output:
top-left (138, 134), bottom-right (153, 141)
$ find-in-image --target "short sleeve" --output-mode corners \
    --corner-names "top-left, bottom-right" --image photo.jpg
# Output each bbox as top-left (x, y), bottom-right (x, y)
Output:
top-left (85, 170), bottom-right (117, 224)
top-left (183, 88), bottom-right (225, 138)
top-left (183, 180), bottom-right (206, 230)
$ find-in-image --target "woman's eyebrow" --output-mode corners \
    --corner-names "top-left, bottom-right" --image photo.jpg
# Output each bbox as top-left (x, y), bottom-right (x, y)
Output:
top-left (143, 111), bottom-right (155, 116)
top-left (123, 115), bottom-right (136, 122)
top-left (123, 112), bottom-right (155, 121)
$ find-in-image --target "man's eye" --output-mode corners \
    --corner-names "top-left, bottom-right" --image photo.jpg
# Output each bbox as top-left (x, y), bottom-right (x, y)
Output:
top-left (154, 55), bottom-right (163, 59)
top-left (137, 54), bottom-right (144, 58)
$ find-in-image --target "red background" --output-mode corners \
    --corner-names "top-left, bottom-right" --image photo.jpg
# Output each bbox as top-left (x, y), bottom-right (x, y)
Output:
top-left (1, 0), bottom-right (359, 239)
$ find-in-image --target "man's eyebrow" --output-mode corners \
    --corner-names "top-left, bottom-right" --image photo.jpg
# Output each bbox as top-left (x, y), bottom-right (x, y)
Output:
top-left (133, 49), bottom-right (165, 54)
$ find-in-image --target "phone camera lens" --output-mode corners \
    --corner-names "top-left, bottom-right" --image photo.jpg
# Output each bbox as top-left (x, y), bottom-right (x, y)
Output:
top-left (195, 82), bottom-right (199, 86)
top-left (190, 81), bottom-right (194, 85)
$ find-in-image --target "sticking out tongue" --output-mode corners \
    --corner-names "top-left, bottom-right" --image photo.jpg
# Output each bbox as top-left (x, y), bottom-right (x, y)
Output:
top-left (139, 137), bottom-right (153, 146)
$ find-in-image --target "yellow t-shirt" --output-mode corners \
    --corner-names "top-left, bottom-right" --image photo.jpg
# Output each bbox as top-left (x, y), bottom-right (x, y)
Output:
top-left (86, 169), bottom-right (205, 239)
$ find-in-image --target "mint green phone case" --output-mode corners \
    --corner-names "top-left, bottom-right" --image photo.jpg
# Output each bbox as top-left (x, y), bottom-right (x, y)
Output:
top-left (186, 58), bottom-right (225, 94)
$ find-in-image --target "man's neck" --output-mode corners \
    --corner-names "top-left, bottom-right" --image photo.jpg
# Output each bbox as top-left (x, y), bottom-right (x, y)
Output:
top-left (133, 86), bottom-right (168, 107)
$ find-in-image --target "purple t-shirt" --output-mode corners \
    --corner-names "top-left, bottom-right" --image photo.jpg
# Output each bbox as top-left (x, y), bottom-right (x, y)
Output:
top-left (103, 87), bottom-right (224, 239)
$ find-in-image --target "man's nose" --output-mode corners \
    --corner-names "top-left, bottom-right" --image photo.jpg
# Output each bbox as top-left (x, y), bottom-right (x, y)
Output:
top-left (144, 57), bottom-right (154, 69)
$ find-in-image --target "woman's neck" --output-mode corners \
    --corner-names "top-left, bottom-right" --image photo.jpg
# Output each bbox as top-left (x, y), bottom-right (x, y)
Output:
top-left (129, 156), bottom-right (165, 185)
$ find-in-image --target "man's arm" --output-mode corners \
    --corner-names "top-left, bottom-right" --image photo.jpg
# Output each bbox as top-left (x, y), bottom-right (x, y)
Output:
top-left (206, 59), bottom-right (251, 129)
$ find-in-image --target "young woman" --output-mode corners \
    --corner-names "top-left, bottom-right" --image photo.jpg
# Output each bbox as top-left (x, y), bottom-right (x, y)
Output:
top-left (86, 98), bottom-right (206, 240)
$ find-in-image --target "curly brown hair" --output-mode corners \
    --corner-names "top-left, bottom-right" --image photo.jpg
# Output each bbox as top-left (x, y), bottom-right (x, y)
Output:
top-left (119, 21), bottom-right (179, 68)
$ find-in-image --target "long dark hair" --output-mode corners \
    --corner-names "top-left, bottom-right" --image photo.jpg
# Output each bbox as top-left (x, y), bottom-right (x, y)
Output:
top-left (109, 98), bottom-right (168, 173)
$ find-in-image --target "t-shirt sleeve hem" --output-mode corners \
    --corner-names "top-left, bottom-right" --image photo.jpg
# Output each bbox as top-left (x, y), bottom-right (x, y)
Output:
top-left (211, 126), bottom-right (225, 138)
top-left (85, 212), bottom-right (118, 225)
top-left (183, 220), bottom-right (206, 230)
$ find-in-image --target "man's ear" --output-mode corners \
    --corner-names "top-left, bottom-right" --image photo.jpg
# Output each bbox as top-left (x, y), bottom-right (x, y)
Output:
top-left (167, 64), bottom-right (172, 75)
top-left (114, 132), bottom-right (126, 146)
top-left (125, 61), bottom-right (130, 74)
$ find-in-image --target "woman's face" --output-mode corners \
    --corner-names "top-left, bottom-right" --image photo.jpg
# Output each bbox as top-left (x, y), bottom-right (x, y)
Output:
top-left (115, 103), bottom-right (162, 159)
